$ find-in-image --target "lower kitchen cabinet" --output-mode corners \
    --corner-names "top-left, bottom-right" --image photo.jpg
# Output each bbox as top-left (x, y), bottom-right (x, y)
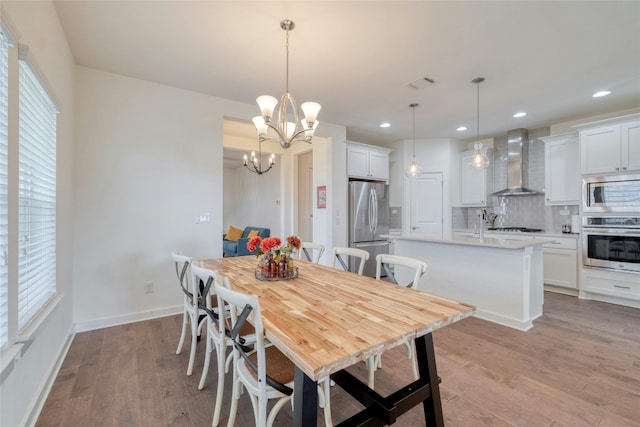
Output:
top-left (539, 236), bottom-right (578, 291)
top-left (580, 268), bottom-right (640, 307)
top-left (543, 247), bottom-right (577, 289)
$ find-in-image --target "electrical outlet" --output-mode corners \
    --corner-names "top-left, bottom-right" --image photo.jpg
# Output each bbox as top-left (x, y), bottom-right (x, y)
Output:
top-left (144, 282), bottom-right (154, 294)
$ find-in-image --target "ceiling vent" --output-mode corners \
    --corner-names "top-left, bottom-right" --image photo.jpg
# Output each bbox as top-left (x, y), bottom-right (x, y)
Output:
top-left (407, 77), bottom-right (435, 90)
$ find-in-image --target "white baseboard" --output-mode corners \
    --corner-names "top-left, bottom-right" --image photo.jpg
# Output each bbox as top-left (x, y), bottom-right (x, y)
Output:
top-left (472, 309), bottom-right (534, 332)
top-left (74, 305), bottom-right (183, 333)
top-left (23, 326), bottom-right (75, 427)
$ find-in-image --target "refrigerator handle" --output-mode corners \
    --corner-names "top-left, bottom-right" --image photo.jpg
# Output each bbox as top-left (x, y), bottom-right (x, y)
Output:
top-left (372, 188), bottom-right (378, 234)
top-left (368, 189), bottom-right (374, 233)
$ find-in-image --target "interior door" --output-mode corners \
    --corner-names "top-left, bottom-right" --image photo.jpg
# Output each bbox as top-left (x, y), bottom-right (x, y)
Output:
top-left (297, 151), bottom-right (313, 241)
top-left (410, 172), bottom-right (443, 238)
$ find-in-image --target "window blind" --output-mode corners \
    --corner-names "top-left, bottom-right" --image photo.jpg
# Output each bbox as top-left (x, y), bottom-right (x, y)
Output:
top-left (17, 58), bottom-right (57, 330)
top-left (0, 29), bottom-right (9, 347)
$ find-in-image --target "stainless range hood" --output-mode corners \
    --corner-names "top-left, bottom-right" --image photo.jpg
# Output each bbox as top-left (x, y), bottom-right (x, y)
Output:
top-left (491, 128), bottom-right (541, 196)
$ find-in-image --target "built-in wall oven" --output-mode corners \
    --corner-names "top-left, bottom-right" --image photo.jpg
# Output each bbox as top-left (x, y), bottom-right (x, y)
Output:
top-left (582, 216), bottom-right (640, 273)
top-left (583, 174), bottom-right (640, 213)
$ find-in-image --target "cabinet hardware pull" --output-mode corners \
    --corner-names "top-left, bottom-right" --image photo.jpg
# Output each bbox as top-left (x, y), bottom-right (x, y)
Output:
top-left (613, 285), bottom-right (631, 289)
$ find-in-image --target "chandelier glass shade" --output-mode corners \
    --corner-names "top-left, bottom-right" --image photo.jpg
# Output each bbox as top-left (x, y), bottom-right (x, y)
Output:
top-left (405, 103), bottom-right (422, 178)
top-left (253, 19), bottom-right (321, 149)
top-left (469, 77), bottom-right (490, 169)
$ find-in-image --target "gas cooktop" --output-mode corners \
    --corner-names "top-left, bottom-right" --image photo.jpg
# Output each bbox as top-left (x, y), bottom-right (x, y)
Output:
top-left (487, 227), bottom-right (543, 233)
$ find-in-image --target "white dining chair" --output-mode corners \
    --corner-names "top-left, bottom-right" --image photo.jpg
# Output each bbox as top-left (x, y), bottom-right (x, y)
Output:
top-left (191, 265), bottom-right (256, 426)
top-left (216, 277), bottom-right (295, 427)
top-left (171, 251), bottom-right (207, 376)
top-left (332, 247), bottom-right (370, 275)
top-left (368, 254), bottom-right (428, 388)
top-left (297, 241), bottom-right (325, 264)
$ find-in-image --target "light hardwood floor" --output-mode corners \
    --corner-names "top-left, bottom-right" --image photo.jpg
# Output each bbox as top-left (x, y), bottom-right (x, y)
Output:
top-left (36, 292), bottom-right (640, 426)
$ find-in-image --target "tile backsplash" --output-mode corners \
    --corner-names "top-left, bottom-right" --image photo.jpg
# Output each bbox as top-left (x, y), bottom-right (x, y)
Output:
top-left (452, 126), bottom-right (579, 233)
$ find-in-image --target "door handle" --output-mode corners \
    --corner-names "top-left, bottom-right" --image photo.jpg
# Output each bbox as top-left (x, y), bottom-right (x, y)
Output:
top-left (412, 226), bottom-right (419, 230)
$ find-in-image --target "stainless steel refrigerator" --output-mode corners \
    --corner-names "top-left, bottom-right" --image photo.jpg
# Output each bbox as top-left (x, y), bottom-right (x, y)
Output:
top-left (348, 180), bottom-right (390, 277)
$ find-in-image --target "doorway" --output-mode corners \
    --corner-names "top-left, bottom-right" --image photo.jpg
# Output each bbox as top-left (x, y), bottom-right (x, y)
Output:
top-left (297, 151), bottom-right (313, 241)
top-left (410, 172), bottom-right (443, 238)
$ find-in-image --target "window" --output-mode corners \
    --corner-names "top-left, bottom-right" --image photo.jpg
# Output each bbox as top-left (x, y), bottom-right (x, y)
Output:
top-left (0, 29), bottom-right (9, 347)
top-left (17, 58), bottom-right (57, 330)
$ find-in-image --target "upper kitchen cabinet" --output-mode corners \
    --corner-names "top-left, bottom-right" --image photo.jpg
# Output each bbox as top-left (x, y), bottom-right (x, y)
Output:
top-left (541, 132), bottom-right (580, 205)
top-left (460, 149), bottom-right (493, 206)
top-left (347, 141), bottom-right (391, 181)
top-left (579, 118), bottom-right (640, 175)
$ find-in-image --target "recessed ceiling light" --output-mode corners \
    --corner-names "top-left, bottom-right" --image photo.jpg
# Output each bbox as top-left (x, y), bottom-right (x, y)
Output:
top-left (380, 122), bottom-right (391, 128)
top-left (456, 126), bottom-right (467, 131)
top-left (513, 112), bottom-right (527, 118)
top-left (592, 90), bottom-right (611, 98)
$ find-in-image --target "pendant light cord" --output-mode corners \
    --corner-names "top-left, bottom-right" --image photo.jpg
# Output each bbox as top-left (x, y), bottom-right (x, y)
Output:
top-left (285, 25), bottom-right (289, 94)
top-left (410, 103), bottom-right (418, 159)
top-left (476, 80), bottom-right (480, 142)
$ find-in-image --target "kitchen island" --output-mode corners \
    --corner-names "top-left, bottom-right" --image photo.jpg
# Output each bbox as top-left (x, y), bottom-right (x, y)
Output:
top-left (385, 234), bottom-right (547, 331)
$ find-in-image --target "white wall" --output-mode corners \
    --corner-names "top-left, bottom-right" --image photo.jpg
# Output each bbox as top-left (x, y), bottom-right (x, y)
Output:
top-left (73, 66), bottom-right (230, 327)
top-left (0, 2), bottom-right (75, 426)
top-left (222, 163), bottom-right (282, 238)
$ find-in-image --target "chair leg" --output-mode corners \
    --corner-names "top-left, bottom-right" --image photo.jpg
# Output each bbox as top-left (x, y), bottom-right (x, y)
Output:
top-left (267, 396), bottom-right (292, 427)
top-left (176, 308), bottom-right (188, 355)
top-left (367, 355), bottom-right (376, 389)
top-left (227, 377), bottom-right (241, 427)
top-left (198, 333), bottom-right (212, 390)
top-left (408, 340), bottom-right (419, 380)
top-left (187, 312), bottom-right (198, 375)
top-left (211, 340), bottom-right (226, 426)
top-left (320, 379), bottom-right (334, 427)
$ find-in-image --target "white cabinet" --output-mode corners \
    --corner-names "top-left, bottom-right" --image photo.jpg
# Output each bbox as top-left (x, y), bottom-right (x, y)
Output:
top-left (460, 149), bottom-right (493, 206)
top-left (541, 132), bottom-right (580, 205)
top-left (580, 120), bottom-right (640, 174)
top-left (581, 268), bottom-right (640, 303)
top-left (624, 121), bottom-right (640, 171)
top-left (539, 237), bottom-right (578, 290)
top-left (347, 142), bottom-right (391, 181)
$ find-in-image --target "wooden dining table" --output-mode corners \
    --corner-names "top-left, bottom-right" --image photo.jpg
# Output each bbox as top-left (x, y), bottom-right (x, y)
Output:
top-left (196, 255), bottom-right (475, 426)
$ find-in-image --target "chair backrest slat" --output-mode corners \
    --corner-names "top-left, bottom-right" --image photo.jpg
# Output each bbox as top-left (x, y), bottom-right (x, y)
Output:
top-left (297, 242), bottom-right (325, 264)
top-left (332, 247), bottom-right (370, 275)
top-left (375, 254), bottom-right (427, 289)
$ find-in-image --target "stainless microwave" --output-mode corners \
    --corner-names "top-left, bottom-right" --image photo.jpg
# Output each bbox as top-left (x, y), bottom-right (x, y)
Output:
top-left (583, 174), bottom-right (640, 213)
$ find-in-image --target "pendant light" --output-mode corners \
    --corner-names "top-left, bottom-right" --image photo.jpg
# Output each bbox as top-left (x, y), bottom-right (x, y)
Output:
top-left (405, 103), bottom-right (422, 177)
top-left (469, 77), bottom-right (490, 169)
top-left (253, 19), bottom-right (321, 149)
top-left (243, 135), bottom-right (276, 175)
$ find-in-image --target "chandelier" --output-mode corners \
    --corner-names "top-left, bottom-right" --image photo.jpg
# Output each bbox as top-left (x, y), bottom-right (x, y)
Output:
top-left (405, 103), bottom-right (422, 177)
top-left (243, 140), bottom-right (275, 175)
top-left (253, 19), bottom-right (321, 149)
top-left (469, 77), bottom-right (490, 168)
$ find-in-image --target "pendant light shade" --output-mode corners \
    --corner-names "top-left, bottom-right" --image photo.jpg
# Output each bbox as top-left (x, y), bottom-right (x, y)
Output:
top-left (470, 77), bottom-right (490, 169)
top-left (405, 103), bottom-right (422, 178)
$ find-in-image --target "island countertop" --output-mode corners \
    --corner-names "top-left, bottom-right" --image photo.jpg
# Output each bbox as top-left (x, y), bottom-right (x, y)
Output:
top-left (383, 233), bottom-right (552, 249)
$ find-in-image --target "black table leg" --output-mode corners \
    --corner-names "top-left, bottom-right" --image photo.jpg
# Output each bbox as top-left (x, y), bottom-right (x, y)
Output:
top-left (415, 333), bottom-right (444, 427)
top-left (293, 366), bottom-right (317, 427)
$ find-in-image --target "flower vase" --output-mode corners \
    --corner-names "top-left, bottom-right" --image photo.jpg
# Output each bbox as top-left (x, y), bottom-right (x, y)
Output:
top-left (255, 252), bottom-right (298, 281)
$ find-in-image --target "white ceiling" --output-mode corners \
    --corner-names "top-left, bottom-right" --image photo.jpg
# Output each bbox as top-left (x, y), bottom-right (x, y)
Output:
top-left (53, 1), bottom-right (640, 145)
